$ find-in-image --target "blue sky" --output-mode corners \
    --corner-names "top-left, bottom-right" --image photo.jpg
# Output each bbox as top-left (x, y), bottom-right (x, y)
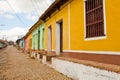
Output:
top-left (0, 0), bottom-right (54, 41)
top-left (0, 13), bottom-right (33, 30)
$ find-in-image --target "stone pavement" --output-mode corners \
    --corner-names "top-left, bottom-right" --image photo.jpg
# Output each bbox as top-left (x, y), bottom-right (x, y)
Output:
top-left (0, 46), bottom-right (72, 80)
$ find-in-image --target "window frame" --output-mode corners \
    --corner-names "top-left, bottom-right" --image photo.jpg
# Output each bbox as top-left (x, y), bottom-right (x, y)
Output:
top-left (84, 0), bottom-right (107, 41)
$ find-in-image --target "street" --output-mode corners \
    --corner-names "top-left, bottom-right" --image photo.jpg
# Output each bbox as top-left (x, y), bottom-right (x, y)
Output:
top-left (0, 46), bottom-right (72, 80)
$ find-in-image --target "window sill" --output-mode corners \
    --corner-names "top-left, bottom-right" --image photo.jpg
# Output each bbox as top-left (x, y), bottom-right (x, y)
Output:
top-left (85, 36), bottom-right (107, 41)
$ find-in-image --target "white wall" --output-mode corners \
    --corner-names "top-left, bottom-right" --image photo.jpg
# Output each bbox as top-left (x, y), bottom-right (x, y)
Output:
top-left (52, 58), bottom-right (120, 80)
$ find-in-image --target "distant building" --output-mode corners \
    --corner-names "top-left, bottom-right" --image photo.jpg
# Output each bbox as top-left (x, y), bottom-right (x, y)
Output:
top-left (23, 32), bottom-right (32, 51)
top-left (0, 40), bottom-right (7, 48)
top-left (8, 41), bottom-right (14, 45)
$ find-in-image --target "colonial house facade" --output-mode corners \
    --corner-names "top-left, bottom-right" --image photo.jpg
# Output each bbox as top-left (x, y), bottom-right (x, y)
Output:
top-left (40, 0), bottom-right (120, 65)
top-left (32, 21), bottom-right (45, 50)
top-left (24, 30), bottom-right (32, 52)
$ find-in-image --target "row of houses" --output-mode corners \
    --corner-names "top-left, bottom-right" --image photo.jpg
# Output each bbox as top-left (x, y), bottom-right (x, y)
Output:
top-left (17, 0), bottom-right (120, 80)
top-left (0, 40), bottom-right (7, 49)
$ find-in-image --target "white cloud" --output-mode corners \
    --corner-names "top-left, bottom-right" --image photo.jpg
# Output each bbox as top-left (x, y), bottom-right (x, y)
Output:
top-left (0, 0), bottom-right (52, 21)
top-left (8, 0), bottom-right (34, 13)
top-left (26, 14), bottom-right (37, 21)
top-left (0, 0), bottom-right (13, 13)
top-left (0, 0), bottom-right (53, 41)
top-left (0, 27), bottom-right (29, 41)
top-left (3, 14), bottom-right (14, 19)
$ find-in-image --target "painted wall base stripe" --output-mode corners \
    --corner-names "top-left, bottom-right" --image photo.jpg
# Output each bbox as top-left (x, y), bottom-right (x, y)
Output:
top-left (45, 49), bottom-right (120, 55)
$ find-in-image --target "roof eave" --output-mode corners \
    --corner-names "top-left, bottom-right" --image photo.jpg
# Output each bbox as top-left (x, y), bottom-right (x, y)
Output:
top-left (40, 0), bottom-right (69, 21)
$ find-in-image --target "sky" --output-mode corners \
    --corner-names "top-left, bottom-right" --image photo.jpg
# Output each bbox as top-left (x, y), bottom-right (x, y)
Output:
top-left (0, 0), bottom-right (54, 41)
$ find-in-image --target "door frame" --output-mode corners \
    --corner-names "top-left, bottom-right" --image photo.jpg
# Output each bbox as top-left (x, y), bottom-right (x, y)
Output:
top-left (56, 19), bottom-right (63, 55)
top-left (48, 26), bottom-right (52, 53)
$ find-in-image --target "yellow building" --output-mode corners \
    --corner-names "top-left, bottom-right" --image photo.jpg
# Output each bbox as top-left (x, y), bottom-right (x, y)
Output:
top-left (40, 0), bottom-right (120, 65)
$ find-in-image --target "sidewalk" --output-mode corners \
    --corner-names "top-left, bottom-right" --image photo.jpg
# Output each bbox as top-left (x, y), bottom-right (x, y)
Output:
top-left (0, 46), bottom-right (72, 80)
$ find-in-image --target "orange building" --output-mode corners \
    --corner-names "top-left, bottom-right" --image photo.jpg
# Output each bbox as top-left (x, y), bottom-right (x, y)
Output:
top-left (24, 30), bottom-right (32, 52)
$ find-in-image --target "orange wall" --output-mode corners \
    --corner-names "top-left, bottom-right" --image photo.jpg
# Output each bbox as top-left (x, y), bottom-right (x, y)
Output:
top-left (28, 33), bottom-right (32, 50)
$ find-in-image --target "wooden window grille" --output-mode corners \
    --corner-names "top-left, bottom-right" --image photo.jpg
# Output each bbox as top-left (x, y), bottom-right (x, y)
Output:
top-left (85, 0), bottom-right (105, 38)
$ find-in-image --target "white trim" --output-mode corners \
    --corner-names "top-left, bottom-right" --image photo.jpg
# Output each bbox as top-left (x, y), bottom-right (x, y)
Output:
top-left (83, 0), bottom-right (107, 41)
top-left (83, 0), bottom-right (86, 38)
top-left (48, 26), bottom-right (52, 52)
top-left (68, 2), bottom-right (71, 50)
top-left (44, 49), bottom-right (56, 51)
top-left (63, 50), bottom-right (120, 55)
top-left (49, 49), bottom-right (56, 51)
top-left (85, 36), bottom-right (106, 41)
top-left (103, 0), bottom-right (107, 35)
top-left (56, 22), bottom-right (61, 55)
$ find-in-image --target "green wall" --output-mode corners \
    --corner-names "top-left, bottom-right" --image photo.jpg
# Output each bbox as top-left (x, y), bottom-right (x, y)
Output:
top-left (32, 23), bottom-right (44, 50)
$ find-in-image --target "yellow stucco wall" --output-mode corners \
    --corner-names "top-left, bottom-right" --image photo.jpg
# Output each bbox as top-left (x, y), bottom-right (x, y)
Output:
top-left (28, 33), bottom-right (32, 50)
top-left (45, 3), bottom-right (69, 51)
top-left (45, 0), bottom-right (120, 52)
top-left (70, 0), bottom-right (120, 52)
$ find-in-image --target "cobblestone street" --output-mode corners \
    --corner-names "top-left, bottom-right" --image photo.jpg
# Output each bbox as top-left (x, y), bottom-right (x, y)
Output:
top-left (0, 46), bottom-right (72, 80)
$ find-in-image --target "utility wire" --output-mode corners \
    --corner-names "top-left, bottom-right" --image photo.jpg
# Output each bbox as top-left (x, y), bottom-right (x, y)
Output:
top-left (33, 0), bottom-right (51, 16)
top-left (34, 0), bottom-right (41, 10)
top-left (31, 0), bottom-right (40, 16)
top-left (44, 0), bottom-right (50, 6)
top-left (5, 0), bottom-right (26, 27)
top-left (34, 0), bottom-right (49, 14)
